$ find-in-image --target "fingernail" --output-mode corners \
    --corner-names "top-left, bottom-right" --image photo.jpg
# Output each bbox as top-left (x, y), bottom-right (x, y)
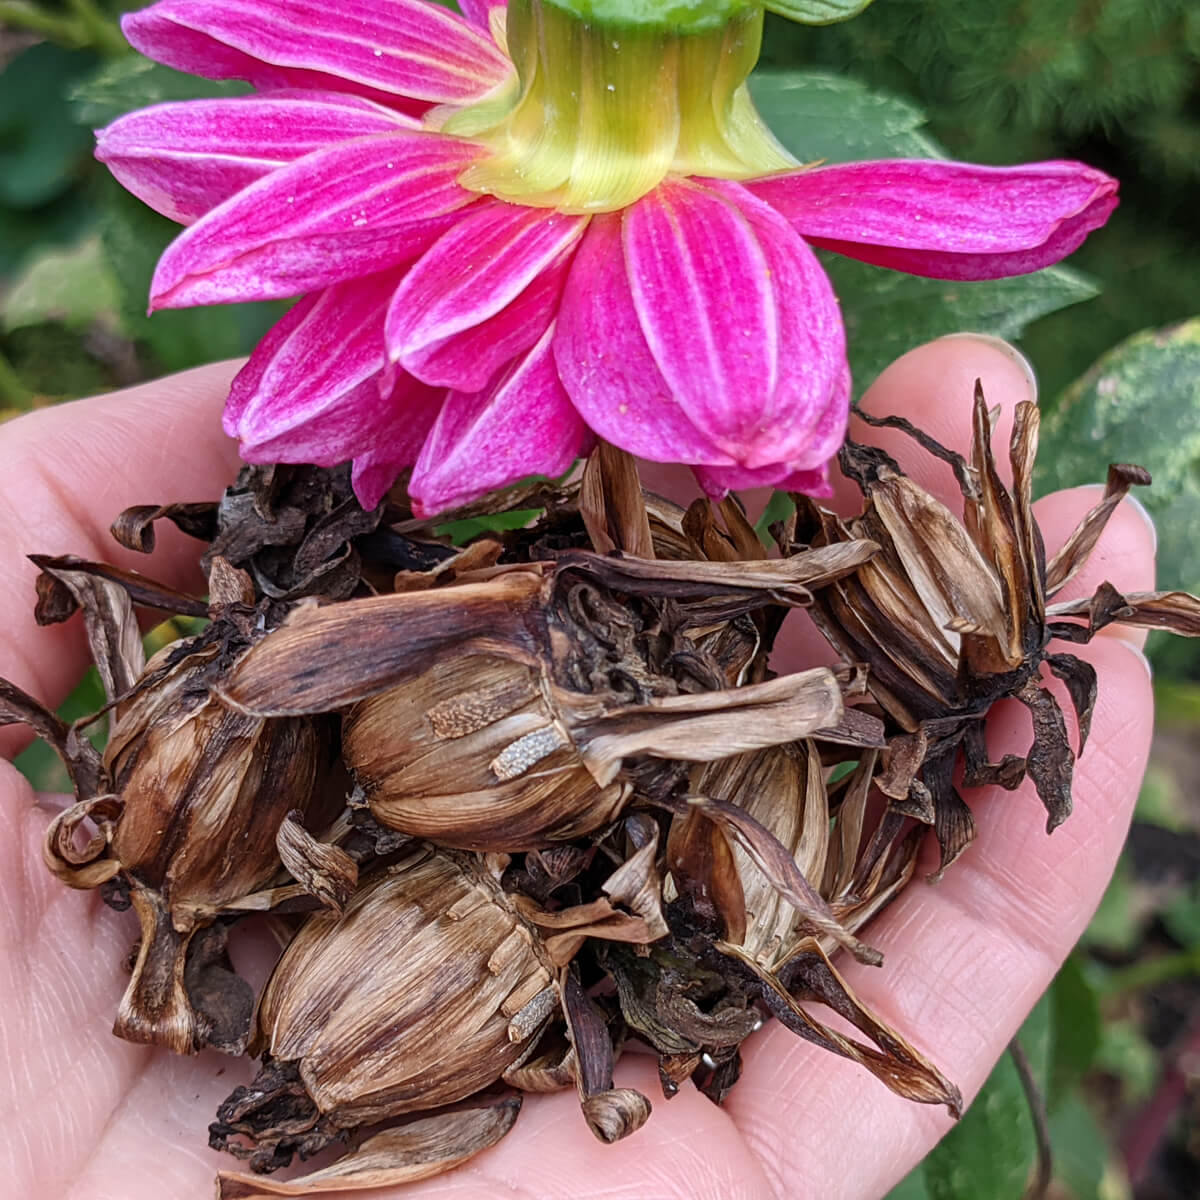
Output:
top-left (1122, 493), bottom-right (1158, 557)
top-left (1109, 635), bottom-right (1154, 683)
top-left (935, 333), bottom-right (1038, 402)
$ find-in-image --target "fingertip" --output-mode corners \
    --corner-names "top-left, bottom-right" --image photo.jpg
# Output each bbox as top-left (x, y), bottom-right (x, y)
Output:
top-left (845, 334), bottom-right (1040, 507)
top-left (1037, 483), bottom-right (1159, 651)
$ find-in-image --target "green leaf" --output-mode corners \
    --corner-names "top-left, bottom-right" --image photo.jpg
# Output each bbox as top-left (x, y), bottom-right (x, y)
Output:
top-left (1048, 955), bottom-right (1103, 1109)
top-left (747, 70), bottom-right (1100, 393)
top-left (1082, 855), bottom-right (1145, 955)
top-left (1035, 318), bottom-right (1200, 594)
top-left (1162, 880), bottom-right (1200, 948)
top-left (436, 509), bottom-right (543, 545)
top-left (923, 1049), bottom-right (1038, 1200)
top-left (826, 256), bottom-right (1097, 396)
top-left (68, 55), bottom-right (249, 128)
top-left (883, 1166), bottom-right (931, 1200)
top-left (753, 489), bottom-right (796, 541)
top-left (765, 0), bottom-right (877, 25)
top-left (1, 235), bottom-right (120, 332)
top-left (100, 181), bottom-right (285, 371)
top-left (749, 70), bottom-right (943, 162)
top-left (0, 44), bottom-right (98, 209)
top-left (1046, 1097), bottom-right (1122, 1200)
top-left (1092, 1020), bottom-right (1158, 1104)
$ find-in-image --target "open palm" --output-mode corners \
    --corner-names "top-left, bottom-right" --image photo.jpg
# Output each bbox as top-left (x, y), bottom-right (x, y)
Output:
top-left (0, 337), bottom-right (1156, 1200)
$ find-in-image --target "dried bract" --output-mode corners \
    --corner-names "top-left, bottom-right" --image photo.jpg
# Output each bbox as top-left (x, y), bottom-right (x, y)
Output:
top-left (792, 387), bottom-right (1200, 870)
top-left (211, 847), bottom-right (555, 1184)
top-left (221, 545), bottom-right (873, 851)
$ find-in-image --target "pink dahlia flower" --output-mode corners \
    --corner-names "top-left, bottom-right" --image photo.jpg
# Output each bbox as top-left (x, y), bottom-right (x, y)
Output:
top-left (98, 0), bottom-right (1118, 515)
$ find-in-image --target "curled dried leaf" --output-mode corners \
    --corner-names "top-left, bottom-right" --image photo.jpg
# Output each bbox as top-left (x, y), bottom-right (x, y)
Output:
top-left (216, 1095), bottom-right (522, 1198)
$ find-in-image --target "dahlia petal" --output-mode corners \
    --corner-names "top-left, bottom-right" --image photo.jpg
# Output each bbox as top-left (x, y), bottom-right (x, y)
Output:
top-left (698, 179), bottom-right (848, 470)
top-left (227, 267), bottom-right (406, 451)
top-left (622, 180), bottom-right (778, 461)
top-left (386, 202), bottom-right (587, 385)
top-left (122, 0), bottom-right (510, 108)
top-left (96, 91), bottom-right (413, 225)
top-left (409, 325), bottom-right (591, 517)
top-left (458, 0), bottom-right (507, 33)
top-left (750, 159), bottom-right (1119, 281)
top-left (398, 248), bottom-right (574, 392)
top-left (150, 132), bottom-right (483, 308)
top-left (693, 460), bottom-right (832, 500)
top-left (554, 213), bottom-right (735, 467)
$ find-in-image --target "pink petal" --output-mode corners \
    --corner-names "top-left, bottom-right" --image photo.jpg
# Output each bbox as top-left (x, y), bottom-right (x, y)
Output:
top-left (457, 0), bottom-right (506, 33)
top-left (409, 325), bottom-right (591, 516)
top-left (625, 179), bottom-right (847, 469)
top-left (622, 180), bottom-right (780, 463)
top-left (150, 131), bottom-right (483, 308)
top-left (386, 202), bottom-right (587, 390)
top-left (96, 91), bottom-right (413, 225)
top-left (122, 0), bottom-right (511, 109)
top-left (554, 213), bottom-right (735, 467)
top-left (398, 248), bottom-right (574, 391)
top-left (693, 460), bottom-right (832, 498)
top-left (227, 267), bottom-right (405, 451)
top-left (750, 159), bottom-right (1119, 281)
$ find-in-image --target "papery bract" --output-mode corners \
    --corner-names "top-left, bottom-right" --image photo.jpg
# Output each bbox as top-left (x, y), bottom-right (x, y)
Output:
top-left (102, 0), bottom-right (1119, 514)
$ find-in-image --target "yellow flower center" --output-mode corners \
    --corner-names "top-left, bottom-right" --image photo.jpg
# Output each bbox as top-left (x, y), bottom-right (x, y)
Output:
top-left (438, 0), bottom-right (794, 214)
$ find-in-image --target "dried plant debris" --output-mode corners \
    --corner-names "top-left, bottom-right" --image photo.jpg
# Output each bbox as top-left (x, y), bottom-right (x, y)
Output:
top-left (5, 417), bottom-right (1198, 1195)
top-left (790, 386), bottom-right (1200, 873)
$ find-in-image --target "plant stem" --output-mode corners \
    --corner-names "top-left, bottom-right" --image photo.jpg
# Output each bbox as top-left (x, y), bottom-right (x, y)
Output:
top-left (1009, 1036), bottom-right (1053, 1200)
top-left (0, 1), bottom-right (86, 44)
top-left (64, 0), bottom-right (128, 56)
top-left (1101, 944), bottom-right (1200, 996)
top-left (0, 350), bottom-right (34, 410)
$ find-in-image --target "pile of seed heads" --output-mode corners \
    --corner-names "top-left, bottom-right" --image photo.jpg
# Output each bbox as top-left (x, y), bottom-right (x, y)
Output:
top-left (6, 390), bottom-right (1199, 1197)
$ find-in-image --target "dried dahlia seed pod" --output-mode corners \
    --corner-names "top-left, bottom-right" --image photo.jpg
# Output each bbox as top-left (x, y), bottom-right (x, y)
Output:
top-left (28, 556), bottom-right (344, 1055)
top-left (101, 636), bottom-right (336, 1054)
top-left (343, 651), bottom-right (629, 849)
top-left (657, 743), bottom-right (961, 1115)
top-left (211, 848), bottom-right (557, 1182)
top-left (222, 557), bottom-right (871, 852)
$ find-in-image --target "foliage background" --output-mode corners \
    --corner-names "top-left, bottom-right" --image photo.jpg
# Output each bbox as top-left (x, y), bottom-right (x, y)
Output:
top-left (0, 1), bottom-right (1197, 1197)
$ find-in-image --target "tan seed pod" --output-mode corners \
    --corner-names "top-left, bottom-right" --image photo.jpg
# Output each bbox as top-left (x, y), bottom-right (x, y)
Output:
top-left (663, 743), bottom-right (961, 1115)
top-left (211, 846), bottom-right (557, 1177)
top-left (222, 549), bottom-right (873, 852)
top-left (29, 557), bottom-right (343, 1055)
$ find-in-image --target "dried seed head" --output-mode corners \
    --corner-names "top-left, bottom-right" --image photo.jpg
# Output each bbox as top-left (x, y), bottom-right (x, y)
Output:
top-left (791, 389), bottom-right (1200, 870)
top-left (211, 847), bottom-right (555, 1172)
top-left (344, 653), bottom-right (630, 851)
top-left (222, 552), bottom-right (868, 851)
top-left (101, 636), bottom-right (334, 1054)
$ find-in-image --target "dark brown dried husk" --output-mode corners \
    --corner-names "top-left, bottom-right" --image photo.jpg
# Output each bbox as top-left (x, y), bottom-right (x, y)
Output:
top-left (791, 389), bottom-right (1200, 872)
top-left (220, 543), bottom-right (872, 852)
top-left (210, 847), bottom-right (556, 1173)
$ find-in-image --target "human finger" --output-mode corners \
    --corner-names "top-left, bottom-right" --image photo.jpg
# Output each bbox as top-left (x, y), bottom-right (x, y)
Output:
top-left (0, 361), bottom-right (243, 757)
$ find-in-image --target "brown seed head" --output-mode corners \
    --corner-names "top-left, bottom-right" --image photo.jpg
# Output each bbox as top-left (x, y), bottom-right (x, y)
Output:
top-left (212, 847), bottom-right (555, 1170)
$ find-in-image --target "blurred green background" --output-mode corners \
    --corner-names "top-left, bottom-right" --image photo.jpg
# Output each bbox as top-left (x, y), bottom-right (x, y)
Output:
top-left (1, 1), bottom-right (1197, 1197)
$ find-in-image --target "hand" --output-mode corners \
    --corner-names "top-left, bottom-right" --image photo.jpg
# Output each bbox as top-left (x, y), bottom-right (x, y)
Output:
top-left (0, 336), bottom-right (1156, 1200)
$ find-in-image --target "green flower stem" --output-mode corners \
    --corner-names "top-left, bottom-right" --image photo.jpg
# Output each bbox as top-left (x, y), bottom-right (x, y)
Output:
top-left (1101, 944), bottom-right (1200, 997)
top-left (0, 350), bottom-right (34, 410)
top-left (0, 0), bottom-right (126, 53)
top-left (64, 0), bottom-right (128, 56)
top-left (0, 1), bottom-right (87, 44)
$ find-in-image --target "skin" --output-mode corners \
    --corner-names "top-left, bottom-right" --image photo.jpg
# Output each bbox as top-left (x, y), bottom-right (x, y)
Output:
top-left (0, 335), bottom-right (1156, 1200)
